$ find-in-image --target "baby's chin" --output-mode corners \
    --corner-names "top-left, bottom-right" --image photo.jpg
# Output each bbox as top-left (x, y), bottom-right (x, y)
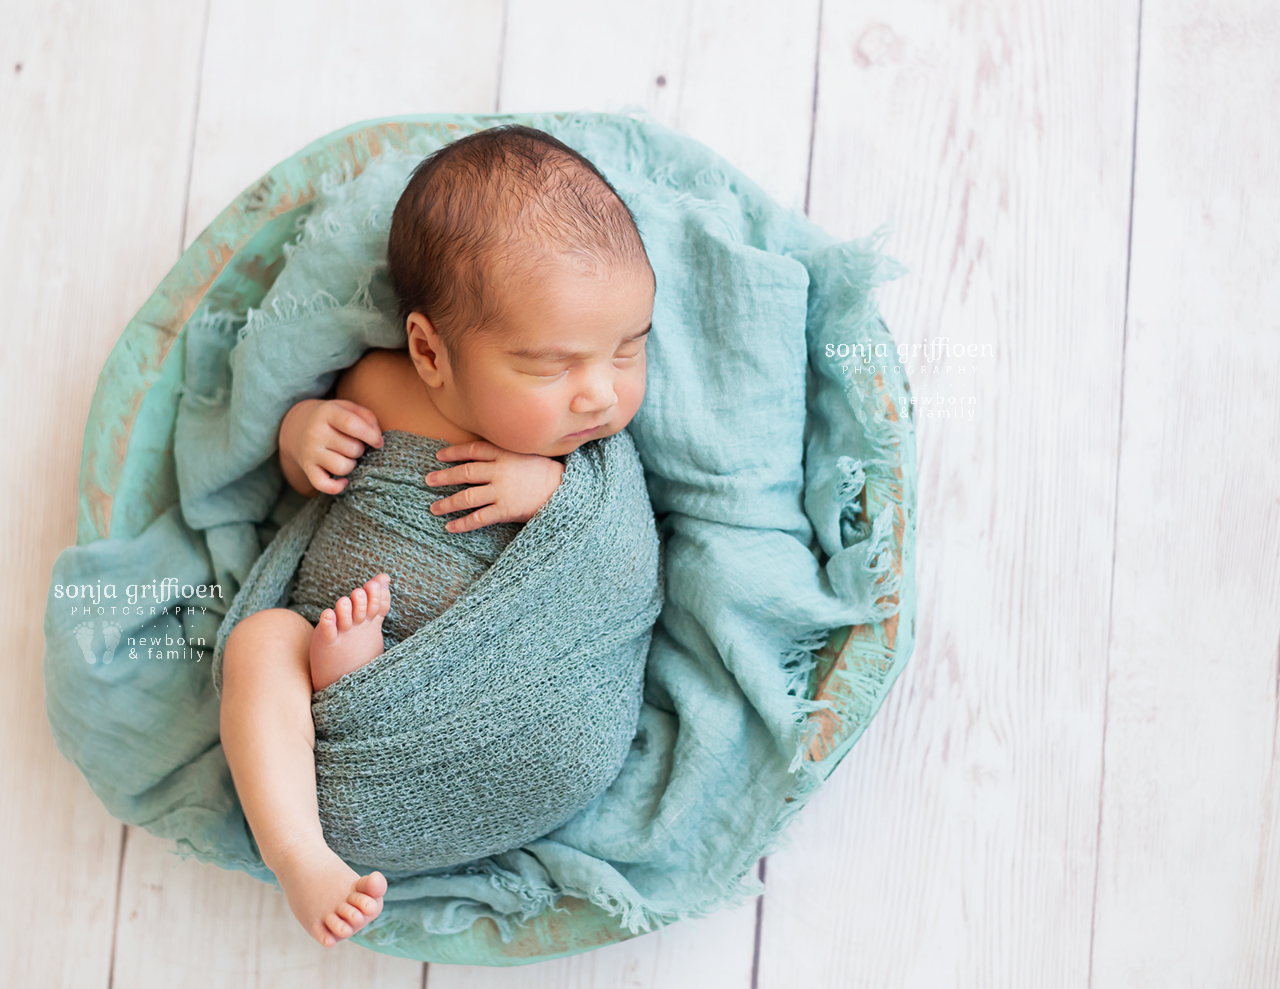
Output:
top-left (543, 421), bottom-right (630, 458)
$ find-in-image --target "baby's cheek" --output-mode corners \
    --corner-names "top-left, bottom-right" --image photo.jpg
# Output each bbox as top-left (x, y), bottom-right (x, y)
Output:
top-left (489, 391), bottom-right (562, 447)
top-left (619, 370), bottom-right (647, 419)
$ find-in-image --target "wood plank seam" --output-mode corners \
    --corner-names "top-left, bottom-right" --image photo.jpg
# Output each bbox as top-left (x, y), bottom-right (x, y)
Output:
top-left (493, 0), bottom-right (509, 114)
top-left (107, 825), bottom-right (128, 989)
top-left (802, 0), bottom-right (825, 217)
top-left (176, 0), bottom-right (213, 256)
top-left (1087, 1), bottom-right (1145, 986)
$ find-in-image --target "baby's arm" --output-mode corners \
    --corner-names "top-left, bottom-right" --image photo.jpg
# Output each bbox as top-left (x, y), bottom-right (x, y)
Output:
top-left (427, 442), bottom-right (565, 532)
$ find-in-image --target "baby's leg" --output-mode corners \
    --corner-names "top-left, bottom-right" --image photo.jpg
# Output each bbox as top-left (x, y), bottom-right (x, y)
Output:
top-left (219, 605), bottom-right (387, 947)
top-left (309, 572), bottom-right (392, 692)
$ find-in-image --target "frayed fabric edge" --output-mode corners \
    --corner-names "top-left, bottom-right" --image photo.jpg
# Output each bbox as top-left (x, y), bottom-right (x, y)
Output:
top-left (172, 309), bottom-right (247, 409)
top-left (169, 836), bottom-right (275, 885)
top-left (279, 148), bottom-right (420, 259)
top-left (235, 270), bottom-right (381, 345)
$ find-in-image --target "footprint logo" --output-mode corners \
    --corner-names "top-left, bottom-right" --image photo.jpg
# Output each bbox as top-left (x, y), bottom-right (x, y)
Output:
top-left (73, 621), bottom-right (98, 665)
top-left (101, 622), bottom-right (122, 665)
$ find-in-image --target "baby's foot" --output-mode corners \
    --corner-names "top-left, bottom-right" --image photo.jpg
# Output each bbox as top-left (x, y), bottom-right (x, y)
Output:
top-left (274, 840), bottom-right (387, 948)
top-left (309, 574), bottom-right (392, 692)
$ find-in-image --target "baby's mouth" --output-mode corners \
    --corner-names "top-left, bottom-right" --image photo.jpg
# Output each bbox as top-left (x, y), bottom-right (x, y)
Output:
top-left (566, 422), bottom-right (606, 438)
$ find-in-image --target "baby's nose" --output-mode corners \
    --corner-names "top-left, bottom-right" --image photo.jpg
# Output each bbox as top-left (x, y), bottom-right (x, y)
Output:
top-left (570, 370), bottom-right (619, 413)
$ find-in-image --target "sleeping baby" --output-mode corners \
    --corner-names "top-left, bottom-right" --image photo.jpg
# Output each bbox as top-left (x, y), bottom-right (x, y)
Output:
top-left (217, 125), bottom-right (656, 949)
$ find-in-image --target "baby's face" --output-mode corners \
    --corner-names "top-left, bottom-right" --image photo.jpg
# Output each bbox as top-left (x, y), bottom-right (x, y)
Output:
top-left (412, 258), bottom-right (655, 458)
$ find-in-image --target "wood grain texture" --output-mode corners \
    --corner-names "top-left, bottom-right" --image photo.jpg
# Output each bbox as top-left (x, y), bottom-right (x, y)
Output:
top-left (182, 0), bottom-right (505, 248)
top-left (427, 901), bottom-right (758, 988)
top-left (0, 1), bottom-right (207, 984)
top-left (498, 0), bottom-right (821, 211)
top-left (1089, 1), bottom-right (1280, 985)
top-left (758, 1), bottom-right (1138, 985)
top-left (111, 830), bottom-right (420, 988)
top-left (15, 0), bottom-right (1280, 983)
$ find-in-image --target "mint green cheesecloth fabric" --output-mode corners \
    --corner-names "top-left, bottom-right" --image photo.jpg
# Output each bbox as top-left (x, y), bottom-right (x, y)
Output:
top-left (42, 112), bottom-right (915, 959)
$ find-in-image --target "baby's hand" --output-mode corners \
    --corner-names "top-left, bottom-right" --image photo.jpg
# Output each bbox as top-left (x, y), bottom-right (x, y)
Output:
top-left (279, 398), bottom-right (384, 497)
top-left (425, 441), bottom-right (565, 532)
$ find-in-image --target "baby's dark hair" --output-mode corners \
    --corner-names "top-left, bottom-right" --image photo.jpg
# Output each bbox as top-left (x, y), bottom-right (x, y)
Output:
top-left (387, 124), bottom-right (652, 368)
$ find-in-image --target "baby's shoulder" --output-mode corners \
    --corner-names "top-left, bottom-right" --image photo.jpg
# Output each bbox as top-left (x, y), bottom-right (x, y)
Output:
top-left (334, 348), bottom-right (477, 443)
top-left (334, 348), bottom-right (412, 419)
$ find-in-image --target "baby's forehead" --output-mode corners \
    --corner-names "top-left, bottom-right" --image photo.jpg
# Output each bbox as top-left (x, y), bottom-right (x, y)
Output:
top-left (502, 259), bottom-right (653, 323)
top-left (471, 215), bottom-right (649, 289)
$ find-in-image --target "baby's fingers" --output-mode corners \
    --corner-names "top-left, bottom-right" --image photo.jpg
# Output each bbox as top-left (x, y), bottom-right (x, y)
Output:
top-left (424, 460), bottom-right (495, 487)
top-left (316, 448), bottom-right (360, 479)
top-left (443, 505), bottom-right (508, 533)
top-left (304, 463), bottom-right (349, 495)
top-left (316, 428), bottom-right (368, 462)
top-left (429, 485), bottom-right (495, 520)
top-left (324, 400), bottom-right (383, 450)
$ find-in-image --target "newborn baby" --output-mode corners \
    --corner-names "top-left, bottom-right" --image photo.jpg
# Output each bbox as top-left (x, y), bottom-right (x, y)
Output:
top-left (217, 125), bottom-right (655, 949)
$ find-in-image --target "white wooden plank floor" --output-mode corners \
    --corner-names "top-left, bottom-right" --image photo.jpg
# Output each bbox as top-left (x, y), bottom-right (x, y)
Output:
top-left (3, 1), bottom-right (1277, 985)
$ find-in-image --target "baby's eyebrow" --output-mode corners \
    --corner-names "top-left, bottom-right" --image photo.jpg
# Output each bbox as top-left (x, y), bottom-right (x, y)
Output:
top-left (507, 324), bottom-right (651, 362)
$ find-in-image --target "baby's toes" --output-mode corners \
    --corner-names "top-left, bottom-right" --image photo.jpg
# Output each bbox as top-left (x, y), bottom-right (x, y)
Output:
top-left (323, 911), bottom-right (354, 940)
top-left (334, 900), bottom-right (367, 932)
top-left (312, 922), bottom-right (337, 948)
top-left (350, 587), bottom-right (369, 624)
top-left (356, 871), bottom-right (388, 899)
top-left (333, 595), bottom-right (353, 632)
top-left (315, 608), bottom-right (338, 644)
top-left (364, 576), bottom-right (391, 619)
top-left (349, 890), bottom-right (382, 918)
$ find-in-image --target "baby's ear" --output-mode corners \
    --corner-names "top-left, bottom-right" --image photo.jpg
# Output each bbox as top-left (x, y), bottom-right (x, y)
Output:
top-left (405, 311), bottom-right (433, 347)
top-left (406, 314), bottom-right (446, 376)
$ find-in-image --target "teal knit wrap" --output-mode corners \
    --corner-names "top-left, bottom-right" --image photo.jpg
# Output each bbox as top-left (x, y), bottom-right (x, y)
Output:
top-left (210, 427), bottom-right (664, 873)
top-left (285, 430), bottom-right (523, 646)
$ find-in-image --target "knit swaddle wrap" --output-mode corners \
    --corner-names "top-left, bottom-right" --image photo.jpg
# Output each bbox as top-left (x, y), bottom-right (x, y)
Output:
top-left (286, 430), bottom-right (522, 646)
top-left (210, 427), bottom-right (664, 872)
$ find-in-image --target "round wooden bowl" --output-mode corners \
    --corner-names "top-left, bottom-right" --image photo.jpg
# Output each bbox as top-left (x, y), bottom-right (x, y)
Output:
top-left (76, 113), bottom-right (917, 964)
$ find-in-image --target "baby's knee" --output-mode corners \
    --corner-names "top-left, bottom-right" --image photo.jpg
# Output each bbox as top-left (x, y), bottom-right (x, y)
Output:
top-left (222, 608), bottom-right (313, 682)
